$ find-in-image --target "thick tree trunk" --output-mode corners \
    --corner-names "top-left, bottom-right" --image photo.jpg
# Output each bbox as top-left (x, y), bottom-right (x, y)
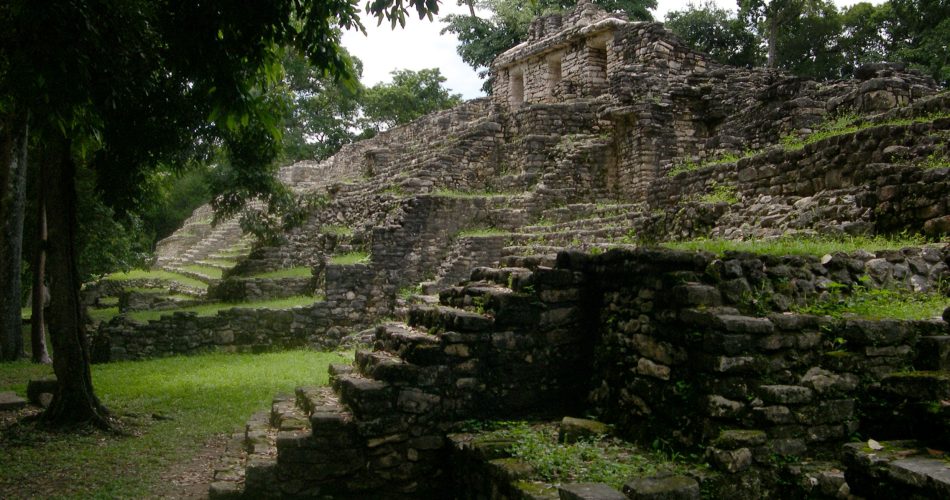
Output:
top-left (31, 180), bottom-right (51, 365)
top-left (41, 140), bottom-right (110, 428)
top-left (0, 111), bottom-right (29, 361)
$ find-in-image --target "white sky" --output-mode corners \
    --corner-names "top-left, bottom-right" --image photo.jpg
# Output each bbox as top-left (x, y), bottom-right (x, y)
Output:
top-left (341, 0), bottom-right (883, 100)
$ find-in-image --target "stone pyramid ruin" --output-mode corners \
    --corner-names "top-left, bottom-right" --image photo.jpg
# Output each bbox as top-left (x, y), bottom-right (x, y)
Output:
top-left (86, 1), bottom-right (950, 497)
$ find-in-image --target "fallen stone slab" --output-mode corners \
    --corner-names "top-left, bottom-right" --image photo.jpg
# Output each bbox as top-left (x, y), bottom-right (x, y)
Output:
top-left (623, 475), bottom-right (701, 500)
top-left (558, 482), bottom-right (626, 500)
top-left (0, 391), bottom-right (27, 411)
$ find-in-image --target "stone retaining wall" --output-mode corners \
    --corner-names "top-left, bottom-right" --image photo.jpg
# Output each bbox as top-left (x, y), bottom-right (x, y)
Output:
top-left (92, 303), bottom-right (337, 362)
top-left (208, 276), bottom-right (316, 302)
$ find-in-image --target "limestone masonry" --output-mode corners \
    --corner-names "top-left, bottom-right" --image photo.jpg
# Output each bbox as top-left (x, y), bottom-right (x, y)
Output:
top-left (87, 1), bottom-right (950, 497)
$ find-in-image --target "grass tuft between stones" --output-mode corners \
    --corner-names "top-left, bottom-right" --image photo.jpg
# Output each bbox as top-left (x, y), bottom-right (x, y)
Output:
top-left (472, 422), bottom-right (701, 490)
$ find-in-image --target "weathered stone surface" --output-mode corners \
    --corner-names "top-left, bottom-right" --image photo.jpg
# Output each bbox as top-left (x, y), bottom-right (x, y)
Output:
top-left (757, 385), bottom-right (814, 404)
top-left (559, 417), bottom-right (610, 443)
top-left (707, 447), bottom-right (753, 473)
top-left (713, 429), bottom-right (767, 449)
top-left (558, 482), bottom-right (626, 500)
top-left (623, 475), bottom-right (701, 500)
top-left (0, 391), bottom-right (27, 411)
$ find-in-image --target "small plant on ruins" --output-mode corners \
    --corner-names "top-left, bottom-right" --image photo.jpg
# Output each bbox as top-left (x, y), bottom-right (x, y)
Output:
top-left (920, 150), bottom-right (950, 170)
top-left (382, 185), bottom-right (406, 197)
top-left (667, 159), bottom-right (700, 177)
top-left (782, 111), bottom-right (950, 151)
top-left (533, 215), bottom-right (556, 227)
top-left (321, 225), bottom-right (354, 237)
top-left (794, 285), bottom-right (949, 321)
top-left (475, 422), bottom-right (696, 490)
top-left (329, 251), bottom-right (370, 265)
top-left (472, 295), bottom-right (488, 314)
top-left (699, 182), bottom-right (739, 204)
top-left (398, 284), bottom-right (424, 300)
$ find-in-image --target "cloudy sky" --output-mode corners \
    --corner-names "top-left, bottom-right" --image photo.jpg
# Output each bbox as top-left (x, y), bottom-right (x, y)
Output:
top-left (341, 0), bottom-right (881, 100)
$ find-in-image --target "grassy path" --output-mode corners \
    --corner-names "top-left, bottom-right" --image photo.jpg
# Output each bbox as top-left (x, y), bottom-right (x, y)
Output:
top-left (0, 350), bottom-right (350, 499)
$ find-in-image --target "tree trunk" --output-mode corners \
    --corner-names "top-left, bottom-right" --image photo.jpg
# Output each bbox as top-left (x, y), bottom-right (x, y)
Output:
top-left (41, 139), bottom-right (110, 428)
top-left (466, 0), bottom-right (477, 17)
top-left (31, 176), bottom-right (51, 365)
top-left (0, 110), bottom-right (29, 362)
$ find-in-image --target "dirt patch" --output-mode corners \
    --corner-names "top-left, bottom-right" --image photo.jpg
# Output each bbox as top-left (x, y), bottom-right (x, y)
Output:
top-left (149, 433), bottom-right (230, 499)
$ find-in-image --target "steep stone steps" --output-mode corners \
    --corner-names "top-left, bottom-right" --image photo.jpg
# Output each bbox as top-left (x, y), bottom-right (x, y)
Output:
top-left (420, 234), bottom-right (509, 294)
top-left (497, 255), bottom-right (557, 270)
top-left (407, 304), bottom-right (495, 334)
top-left (469, 266), bottom-right (534, 288)
top-left (843, 441), bottom-right (950, 499)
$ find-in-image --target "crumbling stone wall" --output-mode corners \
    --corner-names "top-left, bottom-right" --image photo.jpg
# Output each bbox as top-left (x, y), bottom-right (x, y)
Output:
top-left (565, 248), bottom-right (948, 466)
top-left (94, 303), bottom-right (336, 362)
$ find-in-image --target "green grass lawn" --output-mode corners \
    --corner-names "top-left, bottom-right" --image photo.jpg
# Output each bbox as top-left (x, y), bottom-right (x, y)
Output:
top-left (105, 269), bottom-right (208, 290)
top-left (663, 234), bottom-right (932, 257)
top-left (246, 267), bottom-right (313, 279)
top-left (0, 350), bottom-right (351, 498)
top-left (125, 295), bottom-right (322, 322)
top-left (180, 264), bottom-right (224, 280)
top-left (329, 251), bottom-right (370, 265)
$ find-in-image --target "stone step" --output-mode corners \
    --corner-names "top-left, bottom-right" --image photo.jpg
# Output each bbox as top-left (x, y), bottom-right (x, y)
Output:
top-left (502, 245), bottom-right (567, 257)
top-left (355, 350), bottom-right (428, 386)
top-left (880, 371), bottom-right (950, 402)
top-left (242, 410), bottom-right (279, 496)
top-left (270, 393), bottom-right (310, 432)
top-left (843, 440), bottom-right (950, 499)
top-left (0, 391), bottom-right (27, 411)
top-left (163, 266), bottom-right (216, 284)
top-left (374, 323), bottom-right (453, 366)
top-left (408, 304), bottom-right (495, 334)
top-left (438, 282), bottom-right (514, 309)
top-left (332, 373), bottom-right (396, 419)
top-left (916, 336), bottom-right (950, 371)
top-left (469, 266), bottom-right (533, 289)
top-left (208, 429), bottom-right (248, 499)
top-left (498, 255), bottom-right (557, 269)
top-left (195, 259), bottom-right (238, 271)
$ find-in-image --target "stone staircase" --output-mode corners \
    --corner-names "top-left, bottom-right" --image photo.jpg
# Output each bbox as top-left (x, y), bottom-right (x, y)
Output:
top-left (841, 332), bottom-right (950, 498)
top-left (210, 260), bottom-right (592, 498)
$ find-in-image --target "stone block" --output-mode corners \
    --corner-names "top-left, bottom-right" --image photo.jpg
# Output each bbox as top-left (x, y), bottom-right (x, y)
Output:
top-left (558, 483), bottom-right (626, 500)
top-left (623, 475), bottom-right (701, 499)
top-left (0, 391), bottom-right (27, 411)
top-left (712, 429), bottom-right (767, 449)
top-left (671, 283), bottom-right (722, 307)
top-left (706, 395), bottom-right (744, 418)
top-left (800, 367), bottom-right (859, 396)
top-left (715, 315), bottom-right (775, 335)
top-left (559, 417), bottom-right (610, 443)
top-left (881, 372), bottom-right (950, 401)
top-left (916, 336), bottom-right (950, 371)
top-left (757, 385), bottom-right (814, 404)
top-left (706, 447), bottom-right (753, 473)
top-left (27, 378), bottom-right (57, 408)
top-left (636, 358), bottom-right (671, 380)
